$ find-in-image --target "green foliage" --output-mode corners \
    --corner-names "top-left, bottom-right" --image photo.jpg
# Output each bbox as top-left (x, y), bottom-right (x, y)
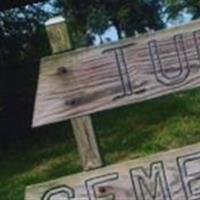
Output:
top-left (114, 0), bottom-right (164, 36)
top-left (102, 0), bottom-right (165, 37)
top-left (0, 1), bottom-right (165, 55)
top-left (87, 6), bottom-right (110, 43)
top-left (165, 0), bottom-right (200, 19)
top-left (0, 3), bottom-right (54, 63)
top-left (55, 0), bottom-right (164, 46)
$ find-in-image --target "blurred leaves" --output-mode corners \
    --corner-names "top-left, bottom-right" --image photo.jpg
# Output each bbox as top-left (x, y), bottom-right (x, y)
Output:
top-left (0, 2), bottom-right (55, 64)
top-left (87, 6), bottom-right (110, 44)
top-left (55, 0), bottom-right (165, 46)
top-left (165, 0), bottom-right (200, 20)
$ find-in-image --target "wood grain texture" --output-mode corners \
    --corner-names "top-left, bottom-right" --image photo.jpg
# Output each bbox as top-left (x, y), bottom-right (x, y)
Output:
top-left (26, 142), bottom-right (200, 200)
top-left (33, 19), bottom-right (200, 127)
top-left (71, 116), bottom-right (103, 171)
top-left (45, 19), bottom-right (71, 54)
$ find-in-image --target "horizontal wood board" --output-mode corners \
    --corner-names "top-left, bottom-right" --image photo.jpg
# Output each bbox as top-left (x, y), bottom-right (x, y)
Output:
top-left (26, 142), bottom-right (200, 200)
top-left (33, 19), bottom-right (200, 127)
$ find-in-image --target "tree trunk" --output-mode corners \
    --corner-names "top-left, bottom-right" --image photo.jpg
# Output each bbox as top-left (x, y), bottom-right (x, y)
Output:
top-left (113, 20), bottom-right (123, 40)
top-left (99, 35), bottom-right (104, 44)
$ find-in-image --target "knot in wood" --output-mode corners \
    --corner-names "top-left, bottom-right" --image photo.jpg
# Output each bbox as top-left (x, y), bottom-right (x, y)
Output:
top-left (98, 186), bottom-right (106, 193)
top-left (57, 66), bottom-right (68, 74)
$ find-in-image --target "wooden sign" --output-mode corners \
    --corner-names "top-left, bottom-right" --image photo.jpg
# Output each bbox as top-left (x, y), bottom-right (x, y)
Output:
top-left (33, 19), bottom-right (200, 127)
top-left (26, 142), bottom-right (200, 200)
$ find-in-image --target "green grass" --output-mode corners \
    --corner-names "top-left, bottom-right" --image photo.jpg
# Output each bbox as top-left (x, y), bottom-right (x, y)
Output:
top-left (1, 89), bottom-right (200, 199)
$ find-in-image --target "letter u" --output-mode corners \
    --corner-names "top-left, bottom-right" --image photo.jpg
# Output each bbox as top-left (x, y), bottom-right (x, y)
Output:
top-left (148, 34), bottom-right (190, 86)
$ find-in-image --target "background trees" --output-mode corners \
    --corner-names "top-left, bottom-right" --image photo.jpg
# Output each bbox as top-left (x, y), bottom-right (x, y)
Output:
top-left (55, 0), bottom-right (165, 47)
top-left (0, 2), bottom-right (55, 64)
top-left (1, 0), bottom-right (200, 62)
top-left (165, 0), bottom-right (200, 20)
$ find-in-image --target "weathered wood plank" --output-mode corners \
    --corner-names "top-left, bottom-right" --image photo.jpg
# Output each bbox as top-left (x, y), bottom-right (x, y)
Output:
top-left (26, 142), bottom-right (200, 200)
top-left (33, 19), bottom-right (200, 127)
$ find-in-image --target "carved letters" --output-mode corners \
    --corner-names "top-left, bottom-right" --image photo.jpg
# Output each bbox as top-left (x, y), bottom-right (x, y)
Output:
top-left (27, 148), bottom-right (200, 200)
top-left (130, 162), bottom-right (171, 200)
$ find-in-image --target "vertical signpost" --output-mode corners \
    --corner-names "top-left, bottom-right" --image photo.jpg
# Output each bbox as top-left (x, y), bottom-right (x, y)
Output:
top-left (45, 16), bottom-right (103, 171)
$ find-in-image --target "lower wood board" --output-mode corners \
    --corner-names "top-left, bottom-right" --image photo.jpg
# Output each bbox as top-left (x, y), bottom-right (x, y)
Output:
top-left (26, 143), bottom-right (200, 200)
top-left (33, 19), bottom-right (200, 127)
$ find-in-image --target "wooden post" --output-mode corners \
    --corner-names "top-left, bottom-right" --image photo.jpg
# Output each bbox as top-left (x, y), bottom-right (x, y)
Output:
top-left (45, 16), bottom-right (103, 171)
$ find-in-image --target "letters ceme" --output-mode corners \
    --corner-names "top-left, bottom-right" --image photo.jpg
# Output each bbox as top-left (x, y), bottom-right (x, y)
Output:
top-left (41, 151), bottom-right (200, 200)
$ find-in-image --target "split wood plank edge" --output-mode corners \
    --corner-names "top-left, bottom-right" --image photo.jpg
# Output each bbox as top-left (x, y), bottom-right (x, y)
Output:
top-left (45, 16), bottom-right (103, 171)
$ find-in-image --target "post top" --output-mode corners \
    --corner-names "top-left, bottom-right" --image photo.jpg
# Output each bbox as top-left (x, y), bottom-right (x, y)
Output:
top-left (45, 16), bottom-right (66, 26)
